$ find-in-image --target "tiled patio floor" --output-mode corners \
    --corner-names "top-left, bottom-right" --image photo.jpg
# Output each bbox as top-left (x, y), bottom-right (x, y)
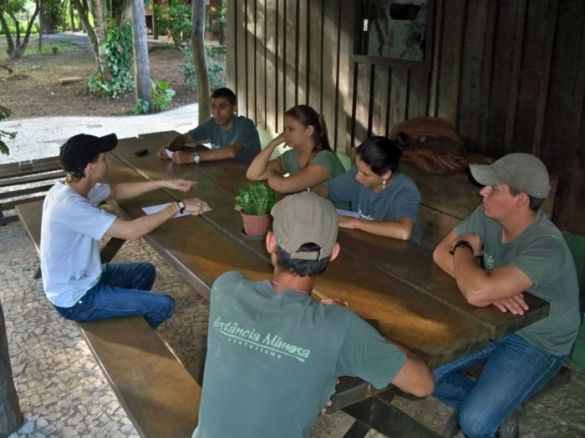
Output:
top-left (1, 220), bottom-right (584, 437)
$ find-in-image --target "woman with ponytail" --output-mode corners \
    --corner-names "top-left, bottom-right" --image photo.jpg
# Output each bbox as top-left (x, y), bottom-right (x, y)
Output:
top-left (246, 105), bottom-right (345, 193)
top-left (317, 136), bottom-right (421, 242)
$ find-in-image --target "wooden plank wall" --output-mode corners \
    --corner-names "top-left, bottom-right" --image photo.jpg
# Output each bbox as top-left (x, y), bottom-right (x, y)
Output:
top-left (227, 0), bottom-right (585, 233)
top-left (226, 0), bottom-right (355, 149)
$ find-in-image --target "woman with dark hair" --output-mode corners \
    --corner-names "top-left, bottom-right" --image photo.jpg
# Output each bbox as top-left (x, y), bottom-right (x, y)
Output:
top-left (246, 105), bottom-right (345, 193)
top-left (317, 136), bottom-right (421, 242)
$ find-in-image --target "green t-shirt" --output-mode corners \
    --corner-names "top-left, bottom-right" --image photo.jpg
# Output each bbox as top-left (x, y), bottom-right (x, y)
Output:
top-left (279, 149), bottom-right (346, 183)
top-left (454, 207), bottom-right (580, 356)
top-left (194, 271), bottom-right (406, 438)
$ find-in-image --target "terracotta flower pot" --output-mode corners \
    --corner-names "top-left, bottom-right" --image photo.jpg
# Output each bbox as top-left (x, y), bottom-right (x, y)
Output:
top-left (241, 213), bottom-right (271, 237)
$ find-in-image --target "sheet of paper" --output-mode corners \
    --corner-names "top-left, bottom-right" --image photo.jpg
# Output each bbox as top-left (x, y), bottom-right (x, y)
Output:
top-left (336, 208), bottom-right (360, 218)
top-left (142, 202), bottom-right (190, 218)
top-left (164, 149), bottom-right (174, 159)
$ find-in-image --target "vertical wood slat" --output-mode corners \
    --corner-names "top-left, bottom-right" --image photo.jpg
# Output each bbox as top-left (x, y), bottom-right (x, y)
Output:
top-left (226, 0), bottom-right (237, 93)
top-left (277, 0), bottom-right (286, 131)
top-left (265, 0), bottom-right (278, 133)
top-left (477, 0), bottom-right (497, 155)
top-left (297, 0), bottom-right (308, 104)
top-left (246, 0), bottom-right (257, 123)
top-left (457, 0), bottom-right (489, 149)
top-left (236, 0), bottom-right (247, 115)
top-left (255, 0), bottom-right (266, 128)
top-left (285, 0), bottom-right (298, 110)
top-left (321, 0), bottom-right (340, 149)
top-left (371, 65), bottom-right (390, 137)
top-left (353, 63), bottom-right (372, 148)
top-left (388, 67), bottom-right (409, 131)
top-left (428, 0), bottom-right (444, 117)
top-left (503, 0), bottom-right (527, 154)
top-left (308, 0), bottom-right (323, 113)
top-left (436, 0), bottom-right (466, 123)
top-left (335, 0), bottom-right (354, 151)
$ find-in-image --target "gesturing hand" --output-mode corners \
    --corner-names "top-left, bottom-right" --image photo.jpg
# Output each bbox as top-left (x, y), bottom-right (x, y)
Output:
top-left (165, 179), bottom-right (195, 192)
top-left (183, 198), bottom-right (211, 216)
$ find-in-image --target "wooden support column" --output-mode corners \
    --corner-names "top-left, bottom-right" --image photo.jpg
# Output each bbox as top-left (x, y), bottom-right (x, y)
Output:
top-left (0, 300), bottom-right (23, 436)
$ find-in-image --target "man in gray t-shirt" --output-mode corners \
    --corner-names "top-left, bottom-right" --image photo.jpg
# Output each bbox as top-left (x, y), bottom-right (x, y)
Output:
top-left (194, 193), bottom-right (434, 438)
top-left (159, 87), bottom-right (260, 165)
top-left (432, 153), bottom-right (580, 437)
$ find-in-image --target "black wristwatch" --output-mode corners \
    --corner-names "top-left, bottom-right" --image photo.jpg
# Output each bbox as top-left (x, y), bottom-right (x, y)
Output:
top-left (176, 200), bottom-right (186, 214)
top-left (450, 240), bottom-right (473, 255)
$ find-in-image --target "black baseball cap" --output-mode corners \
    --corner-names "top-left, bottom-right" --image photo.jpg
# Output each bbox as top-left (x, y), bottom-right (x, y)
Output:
top-left (60, 133), bottom-right (118, 176)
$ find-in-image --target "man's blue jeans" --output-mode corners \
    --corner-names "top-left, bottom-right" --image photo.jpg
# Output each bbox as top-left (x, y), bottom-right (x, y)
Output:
top-left (55, 262), bottom-right (175, 328)
top-left (433, 333), bottom-right (566, 438)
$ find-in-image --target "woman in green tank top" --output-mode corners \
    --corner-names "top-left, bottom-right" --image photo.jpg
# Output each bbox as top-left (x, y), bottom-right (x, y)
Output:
top-left (246, 105), bottom-right (345, 193)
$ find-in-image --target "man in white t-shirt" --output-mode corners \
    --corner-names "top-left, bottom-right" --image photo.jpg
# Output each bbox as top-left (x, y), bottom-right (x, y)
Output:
top-left (40, 133), bottom-right (209, 327)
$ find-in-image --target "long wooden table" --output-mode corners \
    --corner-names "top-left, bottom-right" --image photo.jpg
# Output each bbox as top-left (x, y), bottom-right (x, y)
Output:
top-left (104, 132), bottom-right (548, 428)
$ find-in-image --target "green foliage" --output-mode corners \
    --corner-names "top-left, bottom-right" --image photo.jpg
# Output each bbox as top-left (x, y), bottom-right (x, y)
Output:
top-left (151, 80), bottom-right (176, 111)
top-left (0, 105), bottom-right (16, 155)
top-left (133, 80), bottom-right (176, 114)
top-left (154, 0), bottom-right (191, 47)
top-left (234, 183), bottom-right (278, 216)
top-left (180, 43), bottom-right (226, 91)
top-left (88, 22), bottom-right (134, 98)
top-left (44, 0), bottom-right (63, 31)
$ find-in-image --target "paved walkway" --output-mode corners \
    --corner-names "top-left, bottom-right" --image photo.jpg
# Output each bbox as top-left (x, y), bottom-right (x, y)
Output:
top-left (0, 104), bottom-right (198, 164)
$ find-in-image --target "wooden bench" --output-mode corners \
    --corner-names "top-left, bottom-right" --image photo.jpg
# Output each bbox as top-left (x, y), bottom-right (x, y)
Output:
top-left (15, 200), bottom-right (201, 438)
top-left (0, 157), bottom-right (64, 225)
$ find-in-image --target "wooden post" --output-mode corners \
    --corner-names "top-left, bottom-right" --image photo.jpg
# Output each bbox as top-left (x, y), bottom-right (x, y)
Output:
top-left (131, 0), bottom-right (152, 111)
top-left (0, 300), bottom-right (23, 436)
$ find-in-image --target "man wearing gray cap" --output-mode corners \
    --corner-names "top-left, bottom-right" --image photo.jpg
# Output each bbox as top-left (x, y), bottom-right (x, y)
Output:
top-left (41, 133), bottom-right (209, 328)
top-left (432, 153), bottom-right (579, 437)
top-left (194, 192), bottom-right (434, 438)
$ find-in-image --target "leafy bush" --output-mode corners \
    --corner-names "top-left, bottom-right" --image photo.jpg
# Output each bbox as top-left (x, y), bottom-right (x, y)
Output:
top-left (154, 0), bottom-right (191, 47)
top-left (181, 44), bottom-right (226, 91)
top-left (133, 80), bottom-right (176, 114)
top-left (234, 183), bottom-right (278, 216)
top-left (88, 23), bottom-right (134, 98)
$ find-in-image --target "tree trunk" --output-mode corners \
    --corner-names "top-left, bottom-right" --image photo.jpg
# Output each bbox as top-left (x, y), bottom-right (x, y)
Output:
top-left (130, 0), bottom-right (151, 109)
top-left (88, 0), bottom-right (110, 81)
top-left (0, 14), bottom-right (15, 57)
top-left (69, 0), bottom-right (76, 31)
top-left (192, 0), bottom-right (209, 124)
top-left (0, 301), bottom-right (23, 436)
top-left (2, 1), bottom-right (40, 59)
top-left (73, 0), bottom-right (110, 81)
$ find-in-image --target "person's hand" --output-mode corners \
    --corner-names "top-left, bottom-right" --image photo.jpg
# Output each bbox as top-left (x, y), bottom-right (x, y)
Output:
top-left (165, 179), bottom-right (195, 192)
top-left (183, 198), bottom-right (211, 216)
top-left (168, 135), bottom-right (185, 150)
top-left (492, 294), bottom-right (529, 315)
top-left (172, 150), bottom-right (196, 165)
top-left (337, 215), bottom-right (355, 229)
top-left (450, 233), bottom-right (483, 256)
top-left (321, 297), bottom-right (348, 307)
top-left (158, 146), bottom-right (172, 160)
top-left (269, 132), bottom-right (286, 148)
top-left (321, 378), bottom-right (341, 415)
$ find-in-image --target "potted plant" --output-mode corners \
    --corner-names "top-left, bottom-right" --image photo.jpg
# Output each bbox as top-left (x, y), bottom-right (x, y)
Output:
top-left (234, 182), bottom-right (278, 237)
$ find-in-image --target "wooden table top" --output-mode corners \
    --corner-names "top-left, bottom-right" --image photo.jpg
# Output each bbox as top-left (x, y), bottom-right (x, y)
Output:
top-left (106, 132), bottom-right (548, 368)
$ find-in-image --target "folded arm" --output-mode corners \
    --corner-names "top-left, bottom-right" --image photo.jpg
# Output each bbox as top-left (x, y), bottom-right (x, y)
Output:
top-left (339, 216), bottom-right (414, 240)
top-left (246, 133), bottom-right (284, 180)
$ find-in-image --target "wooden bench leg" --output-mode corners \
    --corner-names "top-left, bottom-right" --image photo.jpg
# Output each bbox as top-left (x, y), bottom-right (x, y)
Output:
top-left (100, 238), bottom-right (126, 263)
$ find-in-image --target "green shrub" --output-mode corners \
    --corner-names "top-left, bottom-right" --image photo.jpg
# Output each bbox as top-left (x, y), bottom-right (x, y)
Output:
top-left (180, 43), bottom-right (226, 91)
top-left (0, 105), bottom-right (16, 155)
top-left (88, 22), bottom-right (134, 98)
top-left (154, 0), bottom-right (191, 47)
top-left (133, 80), bottom-right (176, 114)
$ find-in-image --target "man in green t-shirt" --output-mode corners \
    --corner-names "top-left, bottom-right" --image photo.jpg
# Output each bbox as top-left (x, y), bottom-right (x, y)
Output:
top-left (194, 192), bottom-right (434, 438)
top-left (433, 153), bottom-right (580, 438)
top-left (158, 88), bottom-right (260, 165)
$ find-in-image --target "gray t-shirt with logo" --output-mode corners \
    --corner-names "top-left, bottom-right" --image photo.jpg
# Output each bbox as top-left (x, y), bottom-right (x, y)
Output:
top-left (194, 271), bottom-right (405, 438)
top-left (454, 207), bottom-right (580, 356)
top-left (326, 168), bottom-right (422, 243)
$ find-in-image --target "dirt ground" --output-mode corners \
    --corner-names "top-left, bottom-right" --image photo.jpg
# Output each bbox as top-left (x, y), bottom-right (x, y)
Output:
top-left (0, 41), bottom-right (198, 119)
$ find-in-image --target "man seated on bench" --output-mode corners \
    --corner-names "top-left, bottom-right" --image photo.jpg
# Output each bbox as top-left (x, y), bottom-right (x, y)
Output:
top-left (158, 87), bottom-right (261, 166)
top-left (194, 192), bottom-right (434, 438)
top-left (432, 153), bottom-right (580, 437)
top-left (40, 133), bottom-right (209, 328)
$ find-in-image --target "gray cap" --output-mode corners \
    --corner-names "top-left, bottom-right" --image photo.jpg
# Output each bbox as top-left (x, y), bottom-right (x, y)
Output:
top-left (271, 192), bottom-right (338, 261)
top-left (469, 153), bottom-right (550, 198)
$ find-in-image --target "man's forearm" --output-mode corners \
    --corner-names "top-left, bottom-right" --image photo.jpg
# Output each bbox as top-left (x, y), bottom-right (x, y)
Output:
top-left (109, 180), bottom-right (165, 200)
